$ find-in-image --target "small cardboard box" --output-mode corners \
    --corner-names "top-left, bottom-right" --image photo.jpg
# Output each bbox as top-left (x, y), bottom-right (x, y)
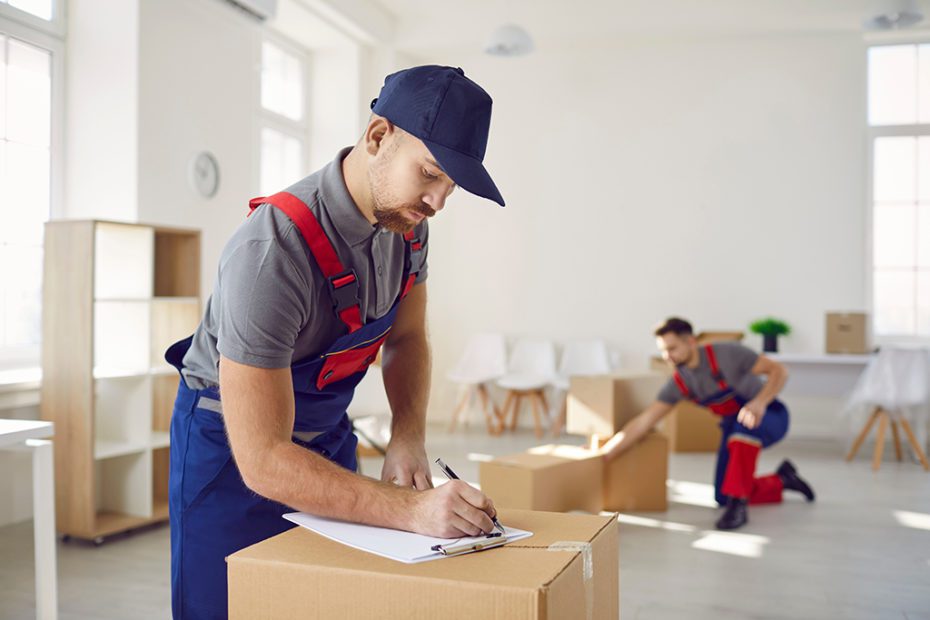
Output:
top-left (566, 372), bottom-right (667, 437)
top-left (659, 401), bottom-right (721, 453)
top-left (480, 444), bottom-right (604, 513)
top-left (602, 432), bottom-right (668, 512)
top-left (228, 509), bottom-right (619, 620)
top-left (695, 330), bottom-right (744, 345)
top-left (826, 312), bottom-right (869, 354)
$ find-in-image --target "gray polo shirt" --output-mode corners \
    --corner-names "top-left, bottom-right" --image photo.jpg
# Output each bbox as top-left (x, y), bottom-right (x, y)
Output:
top-left (657, 342), bottom-right (762, 405)
top-left (180, 147), bottom-right (429, 390)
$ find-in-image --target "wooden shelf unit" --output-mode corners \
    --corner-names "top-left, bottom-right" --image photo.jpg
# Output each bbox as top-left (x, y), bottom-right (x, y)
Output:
top-left (41, 220), bottom-right (201, 541)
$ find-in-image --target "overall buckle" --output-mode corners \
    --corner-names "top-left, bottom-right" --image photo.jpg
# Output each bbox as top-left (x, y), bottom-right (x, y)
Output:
top-left (328, 270), bottom-right (360, 312)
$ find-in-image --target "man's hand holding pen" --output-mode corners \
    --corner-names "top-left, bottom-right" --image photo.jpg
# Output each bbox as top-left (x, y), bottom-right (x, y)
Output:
top-left (407, 480), bottom-right (499, 539)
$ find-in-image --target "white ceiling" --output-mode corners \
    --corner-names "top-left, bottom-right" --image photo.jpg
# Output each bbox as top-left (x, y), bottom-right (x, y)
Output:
top-left (372, 0), bottom-right (930, 52)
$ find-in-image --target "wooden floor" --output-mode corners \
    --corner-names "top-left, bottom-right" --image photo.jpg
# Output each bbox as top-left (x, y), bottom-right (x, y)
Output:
top-left (1, 424), bottom-right (929, 619)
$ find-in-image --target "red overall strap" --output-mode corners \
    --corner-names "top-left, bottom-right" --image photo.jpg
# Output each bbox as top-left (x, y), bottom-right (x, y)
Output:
top-left (248, 193), bottom-right (363, 333)
top-left (400, 230), bottom-right (418, 299)
top-left (704, 344), bottom-right (730, 391)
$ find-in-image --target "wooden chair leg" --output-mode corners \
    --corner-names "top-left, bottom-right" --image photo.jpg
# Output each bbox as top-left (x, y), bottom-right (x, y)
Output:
top-left (510, 394), bottom-right (523, 431)
top-left (448, 385), bottom-right (473, 432)
top-left (846, 408), bottom-right (880, 461)
top-left (529, 391), bottom-right (544, 439)
top-left (499, 391), bottom-right (515, 433)
top-left (890, 419), bottom-right (903, 461)
top-left (872, 411), bottom-right (888, 471)
top-left (476, 384), bottom-right (499, 435)
top-left (551, 396), bottom-right (567, 438)
top-left (898, 417), bottom-right (930, 471)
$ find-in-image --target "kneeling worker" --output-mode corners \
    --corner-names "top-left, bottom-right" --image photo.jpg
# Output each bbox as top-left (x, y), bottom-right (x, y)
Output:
top-left (601, 317), bottom-right (815, 530)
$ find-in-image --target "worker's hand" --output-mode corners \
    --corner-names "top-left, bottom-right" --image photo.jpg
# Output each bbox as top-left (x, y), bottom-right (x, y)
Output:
top-left (408, 480), bottom-right (497, 538)
top-left (737, 400), bottom-right (766, 430)
top-left (381, 436), bottom-right (433, 490)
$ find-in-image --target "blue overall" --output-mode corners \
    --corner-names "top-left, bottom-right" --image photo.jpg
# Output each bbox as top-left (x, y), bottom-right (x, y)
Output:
top-left (166, 191), bottom-right (423, 619)
top-left (674, 345), bottom-right (790, 506)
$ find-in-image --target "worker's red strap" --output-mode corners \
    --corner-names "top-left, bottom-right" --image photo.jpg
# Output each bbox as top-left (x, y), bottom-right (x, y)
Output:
top-left (248, 193), bottom-right (363, 333)
top-left (705, 344), bottom-right (729, 391)
top-left (672, 372), bottom-right (690, 398)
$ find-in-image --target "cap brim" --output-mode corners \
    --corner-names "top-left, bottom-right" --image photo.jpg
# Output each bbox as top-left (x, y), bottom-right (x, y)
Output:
top-left (421, 138), bottom-right (505, 207)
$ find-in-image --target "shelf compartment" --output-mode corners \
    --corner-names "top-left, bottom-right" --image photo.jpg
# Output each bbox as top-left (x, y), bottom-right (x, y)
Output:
top-left (151, 298), bottom-right (201, 368)
top-left (94, 376), bottom-right (152, 460)
top-left (94, 300), bottom-right (151, 375)
top-left (154, 228), bottom-right (201, 297)
top-left (94, 222), bottom-right (153, 300)
top-left (94, 451), bottom-right (152, 519)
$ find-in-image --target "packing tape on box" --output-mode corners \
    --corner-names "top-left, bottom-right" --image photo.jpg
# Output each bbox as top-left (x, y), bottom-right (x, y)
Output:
top-left (548, 541), bottom-right (593, 620)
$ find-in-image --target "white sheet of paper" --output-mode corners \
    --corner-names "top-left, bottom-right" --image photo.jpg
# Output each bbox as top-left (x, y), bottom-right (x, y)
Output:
top-left (284, 512), bottom-right (533, 564)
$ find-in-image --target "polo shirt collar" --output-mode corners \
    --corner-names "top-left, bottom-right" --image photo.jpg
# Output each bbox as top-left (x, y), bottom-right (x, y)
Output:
top-left (319, 147), bottom-right (378, 247)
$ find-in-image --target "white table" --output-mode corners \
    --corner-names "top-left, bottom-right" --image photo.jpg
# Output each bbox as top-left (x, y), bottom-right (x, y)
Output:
top-left (767, 353), bottom-right (873, 438)
top-left (0, 419), bottom-right (57, 620)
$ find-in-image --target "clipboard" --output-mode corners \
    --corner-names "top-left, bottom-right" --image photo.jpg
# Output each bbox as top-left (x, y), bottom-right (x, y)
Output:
top-left (430, 533), bottom-right (510, 557)
top-left (284, 512), bottom-right (533, 563)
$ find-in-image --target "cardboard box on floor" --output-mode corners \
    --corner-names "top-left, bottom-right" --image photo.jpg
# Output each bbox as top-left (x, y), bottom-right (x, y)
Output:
top-left (479, 444), bottom-right (603, 513)
top-left (658, 401), bottom-right (722, 453)
top-left (825, 312), bottom-right (869, 354)
top-left (566, 372), bottom-right (667, 437)
top-left (228, 509), bottom-right (619, 620)
top-left (602, 431), bottom-right (669, 512)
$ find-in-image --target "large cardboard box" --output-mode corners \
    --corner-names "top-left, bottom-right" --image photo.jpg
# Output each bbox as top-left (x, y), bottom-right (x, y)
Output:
top-left (602, 432), bottom-right (668, 512)
top-left (659, 401), bottom-right (722, 453)
top-left (480, 444), bottom-right (604, 513)
top-left (228, 509), bottom-right (619, 620)
top-left (566, 372), bottom-right (667, 437)
top-left (826, 312), bottom-right (869, 354)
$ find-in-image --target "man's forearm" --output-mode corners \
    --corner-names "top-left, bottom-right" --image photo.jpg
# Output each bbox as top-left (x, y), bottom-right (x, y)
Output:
top-left (753, 368), bottom-right (788, 406)
top-left (381, 332), bottom-right (431, 442)
top-left (249, 440), bottom-right (417, 530)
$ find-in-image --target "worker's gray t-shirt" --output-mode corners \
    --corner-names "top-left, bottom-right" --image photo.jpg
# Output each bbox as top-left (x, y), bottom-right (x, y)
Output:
top-left (656, 342), bottom-right (762, 405)
top-left (180, 147), bottom-right (429, 390)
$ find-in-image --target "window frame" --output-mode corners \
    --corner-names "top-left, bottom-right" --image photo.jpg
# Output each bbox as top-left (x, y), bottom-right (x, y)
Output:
top-left (255, 31), bottom-right (311, 195)
top-left (865, 35), bottom-right (930, 346)
top-left (0, 3), bottom-right (64, 372)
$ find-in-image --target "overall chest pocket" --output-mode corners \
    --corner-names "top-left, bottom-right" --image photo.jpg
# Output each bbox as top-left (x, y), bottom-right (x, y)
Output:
top-left (316, 335), bottom-right (389, 390)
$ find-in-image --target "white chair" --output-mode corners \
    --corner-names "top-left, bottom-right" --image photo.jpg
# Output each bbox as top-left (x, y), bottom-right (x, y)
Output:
top-left (496, 338), bottom-right (557, 438)
top-left (447, 333), bottom-right (507, 434)
top-left (844, 347), bottom-right (930, 471)
top-left (550, 339), bottom-right (613, 436)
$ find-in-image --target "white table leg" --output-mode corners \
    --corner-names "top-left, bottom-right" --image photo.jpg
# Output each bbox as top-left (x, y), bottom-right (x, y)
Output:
top-left (27, 438), bottom-right (57, 620)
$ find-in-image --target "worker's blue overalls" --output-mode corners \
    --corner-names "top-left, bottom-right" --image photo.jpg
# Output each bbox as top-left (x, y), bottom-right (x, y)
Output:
top-left (165, 191), bottom-right (423, 618)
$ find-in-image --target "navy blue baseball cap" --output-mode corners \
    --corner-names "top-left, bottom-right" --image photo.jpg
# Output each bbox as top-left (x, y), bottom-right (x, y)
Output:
top-left (370, 65), bottom-right (505, 207)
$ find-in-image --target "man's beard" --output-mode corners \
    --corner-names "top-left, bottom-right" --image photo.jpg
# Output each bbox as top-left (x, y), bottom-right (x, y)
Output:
top-left (369, 161), bottom-right (436, 233)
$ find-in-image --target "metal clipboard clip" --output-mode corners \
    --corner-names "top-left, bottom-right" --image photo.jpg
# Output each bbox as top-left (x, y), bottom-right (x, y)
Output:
top-left (430, 533), bottom-right (509, 557)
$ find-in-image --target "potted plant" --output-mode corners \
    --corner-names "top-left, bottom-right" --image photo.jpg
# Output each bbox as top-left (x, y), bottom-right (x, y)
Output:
top-left (749, 317), bottom-right (791, 353)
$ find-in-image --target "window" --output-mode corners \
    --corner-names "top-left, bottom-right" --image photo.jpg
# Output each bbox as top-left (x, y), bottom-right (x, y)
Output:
top-left (259, 39), bottom-right (308, 196)
top-left (0, 3), bottom-right (60, 371)
top-left (868, 43), bottom-right (930, 339)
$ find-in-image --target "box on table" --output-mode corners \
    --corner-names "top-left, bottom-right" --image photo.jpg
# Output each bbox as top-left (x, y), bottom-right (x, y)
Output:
top-left (658, 401), bottom-right (721, 453)
top-left (826, 312), bottom-right (869, 354)
top-left (479, 444), bottom-right (603, 513)
top-left (566, 372), bottom-right (667, 437)
top-left (228, 508), bottom-right (619, 620)
top-left (601, 431), bottom-right (668, 512)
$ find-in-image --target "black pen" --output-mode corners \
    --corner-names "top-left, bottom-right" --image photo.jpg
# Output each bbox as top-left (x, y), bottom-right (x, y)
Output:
top-left (434, 458), bottom-right (505, 534)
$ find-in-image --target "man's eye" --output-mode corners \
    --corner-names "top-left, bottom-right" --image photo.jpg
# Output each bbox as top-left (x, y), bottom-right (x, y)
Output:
top-left (422, 169), bottom-right (438, 180)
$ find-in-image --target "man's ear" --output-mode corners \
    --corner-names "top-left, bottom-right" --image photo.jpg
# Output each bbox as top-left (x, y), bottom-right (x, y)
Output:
top-left (365, 116), bottom-right (394, 156)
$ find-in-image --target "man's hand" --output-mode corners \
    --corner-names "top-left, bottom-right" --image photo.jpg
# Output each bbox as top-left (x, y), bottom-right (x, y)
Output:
top-left (381, 436), bottom-right (433, 490)
top-left (737, 400), bottom-right (767, 429)
top-left (408, 480), bottom-right (497, 538)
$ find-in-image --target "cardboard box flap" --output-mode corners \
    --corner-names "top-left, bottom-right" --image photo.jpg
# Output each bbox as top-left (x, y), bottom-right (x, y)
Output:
top-left (492, 446), bottom-right (599, 470)
top-left (499, 509), bottom-right (615, 549)
top-left (230, 519), bottom-right (578, 590)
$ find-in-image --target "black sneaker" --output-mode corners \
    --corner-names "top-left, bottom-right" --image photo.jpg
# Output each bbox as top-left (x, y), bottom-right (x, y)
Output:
top-left (777, 459), bottom-right (815, 502)
top-left (716, 497), bottom-right (749, 530)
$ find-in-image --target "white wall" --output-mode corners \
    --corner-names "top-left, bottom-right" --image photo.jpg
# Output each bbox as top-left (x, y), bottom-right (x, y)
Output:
top-left (408, 34), bottom-right (868, 421)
